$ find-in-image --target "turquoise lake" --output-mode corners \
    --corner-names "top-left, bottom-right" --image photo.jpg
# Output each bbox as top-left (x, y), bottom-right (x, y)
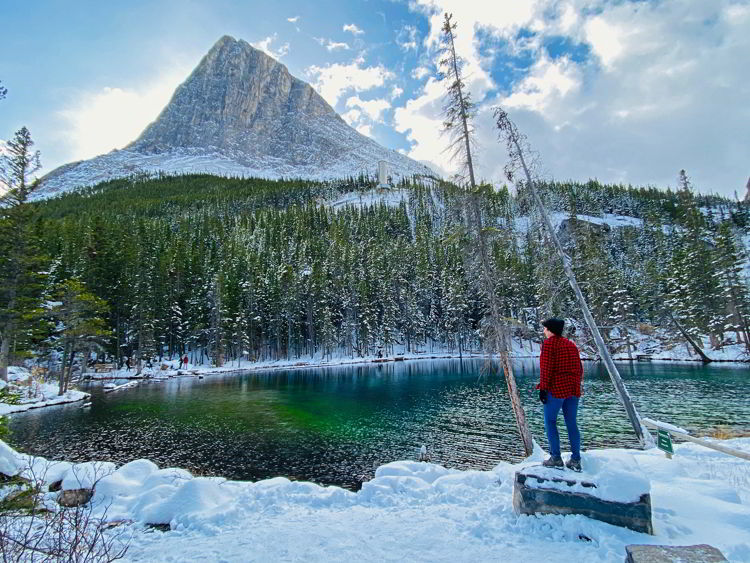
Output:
top-left (7, 359), bottom-right (749, 489)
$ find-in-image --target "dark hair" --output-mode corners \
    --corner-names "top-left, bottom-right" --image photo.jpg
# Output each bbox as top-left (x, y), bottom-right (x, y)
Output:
top-left (542, 318), bottom-right (565, 336)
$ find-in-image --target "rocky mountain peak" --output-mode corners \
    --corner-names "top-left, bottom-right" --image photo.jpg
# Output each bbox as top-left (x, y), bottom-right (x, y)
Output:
top-left (129, 35), bottom-right (338, 154)
top-left (36, 35), bottom-right (433, 199)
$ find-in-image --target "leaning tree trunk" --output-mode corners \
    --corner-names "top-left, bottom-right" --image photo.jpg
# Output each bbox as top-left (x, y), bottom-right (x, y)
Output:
top-left (668, 312), bottom-right (712, 362)
top-left (509, 133), bottom-right (651, 447)
top-left (468, 192), bottom-right (534, 456)
top-left (442, 18), bottom-right (534, 456)
top-left (58, 342), bottom-right (69, 396)
top-left (0, 322), bottom-right (12, 383)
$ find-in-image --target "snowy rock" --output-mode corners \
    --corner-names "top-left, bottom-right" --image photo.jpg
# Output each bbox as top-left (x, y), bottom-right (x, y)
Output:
top-left (373, 460), bottom-right (458, 484)
top-left (35, 35), bottom-right (433, 199)
top-left (625, 543), bottom-right (727, 562)
top-left (94, 459), bottom-right (159, 501)
top-left (61, 461), bottom-right (117, 490)
top-left (7, 366), bottom-right (31, 382)
top-left (513, 468), bottom-right (653, 534)
top-left (140, 467), bottom-right (193, 490)
top-left (23, 458), bottom-right (73, 487)
top-left (58, 488), bottom-right (93, 507)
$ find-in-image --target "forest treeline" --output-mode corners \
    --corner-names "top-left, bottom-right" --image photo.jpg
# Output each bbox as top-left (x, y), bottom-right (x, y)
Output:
top-left (9, 171), bottom-right (750, 372)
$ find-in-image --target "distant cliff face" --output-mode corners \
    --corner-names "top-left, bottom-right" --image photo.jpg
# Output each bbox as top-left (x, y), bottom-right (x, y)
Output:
top-left (37, 36), bottom-right (432, 199)
top-left (129, 36), bottom-right (340, 158)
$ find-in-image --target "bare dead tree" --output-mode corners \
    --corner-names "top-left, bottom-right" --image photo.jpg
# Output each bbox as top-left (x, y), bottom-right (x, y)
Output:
top-left (0, 459), bottom-right (130, 562)
top-left (494, 107), bottom-right (652, 448)
top-left (440, 13), bottom-right (533, 456)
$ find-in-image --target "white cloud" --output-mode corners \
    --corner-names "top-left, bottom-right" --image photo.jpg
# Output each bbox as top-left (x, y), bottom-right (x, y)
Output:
top-left (342, 108), bottom-right (362, 124)
top-left (343, 23), bottom-right (364, 36)
top-left (306, 58), bottom-right (394, 106)
top-left (411, 67), bottom-right (430, 80)
top-left (251, 34), bottom-right (290, 60)
top-left (393, 77), bottom-right (452, 173)
top-left (346, 96), bottom-right (390, 122)
top-left (356, 124), bottom-right (373, 137)
top-left (391, 86), bottom-right (404, 100)
top-left (342, 96), bottom-right (391, 139)
top-left (398, 0), bottom-right (750, 195)
top-left (503, 55), bottom-right (581, 113)
top-left (326, 41), bottom-right (350, 52)
top-left (314, 37), bottom-right (351, 51)
top-left (55, 68), bottom-right (188, 162)
top-left (287, 16), bottom-right (300, 23)
top-left (584, 16), bottom-right (625, 69)
top-left (397, 25), bottom-right (418, 51)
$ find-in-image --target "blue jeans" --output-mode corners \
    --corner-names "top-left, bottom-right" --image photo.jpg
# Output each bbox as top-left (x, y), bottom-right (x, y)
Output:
top-left (543, 395), bottom-right (581, 460)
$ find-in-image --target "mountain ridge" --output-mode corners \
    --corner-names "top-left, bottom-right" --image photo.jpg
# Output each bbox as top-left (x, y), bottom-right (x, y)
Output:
top-left (36, 36), bottom-right (433, 199)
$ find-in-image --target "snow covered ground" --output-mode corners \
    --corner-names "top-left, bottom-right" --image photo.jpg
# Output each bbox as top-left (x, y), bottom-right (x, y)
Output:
top-left (328, 187), bottom-right (409, 210)
top-left (608, 328), bottom-right (750, 362)
top-left (0, 367), bottom-right (89, 415)
top-left (1, 437), bottom-right (749, 562)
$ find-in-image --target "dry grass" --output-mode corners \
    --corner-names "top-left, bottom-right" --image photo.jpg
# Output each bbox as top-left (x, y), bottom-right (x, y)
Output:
top-left (636, 323), bottom-right (657, 336)
top-left (702, 426), bottom-right (750, 439)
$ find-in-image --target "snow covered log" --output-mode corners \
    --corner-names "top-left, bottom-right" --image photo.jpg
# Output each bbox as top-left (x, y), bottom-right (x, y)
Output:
top-left (513, 468), bottom-right (653, 534)
top-left (625, 544), bottom-right (727, 562)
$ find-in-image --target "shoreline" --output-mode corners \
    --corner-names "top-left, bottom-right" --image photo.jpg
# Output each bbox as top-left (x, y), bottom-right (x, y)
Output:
top-left (2, 351), bottom-right (747, 415)
top-left (80, 350), bottom-right (750, 382)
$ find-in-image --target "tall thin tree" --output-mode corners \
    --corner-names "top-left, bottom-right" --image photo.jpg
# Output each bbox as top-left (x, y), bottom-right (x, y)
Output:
top-left (440, 13), bottom-right (533, 456)
top-left (494, 108), bottom-right (652, 447)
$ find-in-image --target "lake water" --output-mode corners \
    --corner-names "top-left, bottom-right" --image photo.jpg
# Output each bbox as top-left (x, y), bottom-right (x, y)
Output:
top-left (7, 359), bottom-right (749, 489)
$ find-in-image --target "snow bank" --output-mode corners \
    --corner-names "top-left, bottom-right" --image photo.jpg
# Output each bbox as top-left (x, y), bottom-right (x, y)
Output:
top-left (0, 440), bottom-right (24, 476)
top-left (61, 461), bottom-right (117, 490)
top-left (2, 437), bottom-right (749, 561)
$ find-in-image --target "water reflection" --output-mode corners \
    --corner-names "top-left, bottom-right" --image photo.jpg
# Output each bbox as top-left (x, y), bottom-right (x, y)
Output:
top-left (8, 359), bottom-right (749, 490)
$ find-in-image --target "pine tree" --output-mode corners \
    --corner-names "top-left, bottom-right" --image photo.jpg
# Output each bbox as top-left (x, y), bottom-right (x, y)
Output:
top-left (0, 127), bottom-right (44, 381)
top-left (713, 221), bottom-right (750, 350)
top-left (45, 278), bottom-right (110, 395)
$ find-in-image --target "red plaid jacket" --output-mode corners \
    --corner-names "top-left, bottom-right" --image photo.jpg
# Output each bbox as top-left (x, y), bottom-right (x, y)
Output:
top-left (537, 335), bottom-right (583, 398)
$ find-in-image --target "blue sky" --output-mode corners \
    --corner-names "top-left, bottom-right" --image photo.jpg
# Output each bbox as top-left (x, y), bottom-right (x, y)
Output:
top-left (1, 0), bottom-right (749, 197)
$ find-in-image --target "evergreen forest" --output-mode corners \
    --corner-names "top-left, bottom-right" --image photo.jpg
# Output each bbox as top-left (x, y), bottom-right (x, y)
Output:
top-left (11, 172), bottom-right (750, 371)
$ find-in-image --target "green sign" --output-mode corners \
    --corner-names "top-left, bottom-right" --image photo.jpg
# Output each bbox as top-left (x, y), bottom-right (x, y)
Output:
top-left (657, 429), bottom-right (674, 454)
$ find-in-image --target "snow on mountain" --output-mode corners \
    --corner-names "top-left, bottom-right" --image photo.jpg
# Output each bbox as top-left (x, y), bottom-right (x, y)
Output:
top-left (35, 36), bottom-right (433, 200)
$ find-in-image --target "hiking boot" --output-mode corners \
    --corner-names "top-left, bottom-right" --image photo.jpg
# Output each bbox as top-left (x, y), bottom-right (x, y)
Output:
top-left (565, 458), bottom-right (582, 472)
top-left (542, 455), bottom-right (564, 468)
